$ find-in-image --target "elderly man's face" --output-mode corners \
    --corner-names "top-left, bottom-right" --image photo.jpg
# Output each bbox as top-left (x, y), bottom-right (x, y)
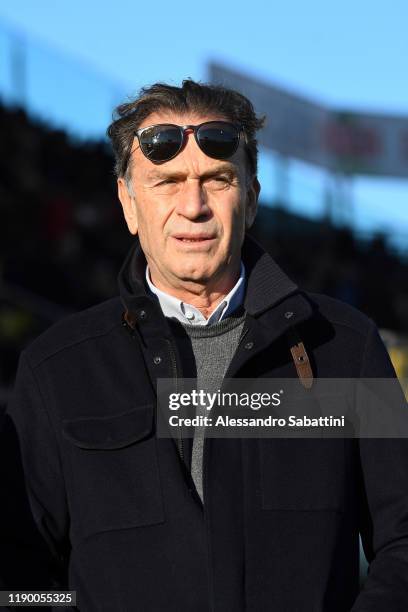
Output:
top-left (117, 111), bottom-right (260, 294)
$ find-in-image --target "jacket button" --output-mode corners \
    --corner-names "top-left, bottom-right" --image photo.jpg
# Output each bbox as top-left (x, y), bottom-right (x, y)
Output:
top-left (284, 311), bottom-right (294, 319)
top-left (244, 341), bottom-right (254, 350)
top-left (153, 356), bottom-right (162, 365)
top-left (139, 310), bottom-right (147, 320)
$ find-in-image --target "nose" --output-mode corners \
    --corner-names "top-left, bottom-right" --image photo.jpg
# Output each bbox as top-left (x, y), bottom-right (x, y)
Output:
top-left (175, 179), bottom-right (210, 220)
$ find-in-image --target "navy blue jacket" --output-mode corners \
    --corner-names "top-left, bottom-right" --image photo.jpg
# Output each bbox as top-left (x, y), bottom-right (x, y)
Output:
top-left (1, 233), bottom-right (408, 611)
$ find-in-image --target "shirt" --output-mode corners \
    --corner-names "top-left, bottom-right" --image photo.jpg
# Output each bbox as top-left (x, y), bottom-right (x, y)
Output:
top-left (145, 261), bottom-right (246, 325)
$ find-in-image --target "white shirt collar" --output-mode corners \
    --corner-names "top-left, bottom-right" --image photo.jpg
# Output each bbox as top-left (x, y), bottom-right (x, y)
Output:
top-left (145, 261), bottom-right (246, 326)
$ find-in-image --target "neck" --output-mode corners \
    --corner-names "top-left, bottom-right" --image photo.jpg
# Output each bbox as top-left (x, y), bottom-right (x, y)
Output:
top-left (147, 263), bottom-right (241, 318)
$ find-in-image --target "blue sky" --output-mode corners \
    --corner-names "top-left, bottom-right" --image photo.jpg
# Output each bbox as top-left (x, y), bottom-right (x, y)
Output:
top-left (0, 0), bottom-right (407, 252)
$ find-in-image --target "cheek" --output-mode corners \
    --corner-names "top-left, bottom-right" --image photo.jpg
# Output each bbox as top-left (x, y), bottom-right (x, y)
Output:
top-left (132, 205), bottom-right (156, 255)
top-left (217, 190), bottom-right (244, 224)
top-left (137, 201), bottom-right (166, 237)
top-left (228, 196), bottom-right (247, 231)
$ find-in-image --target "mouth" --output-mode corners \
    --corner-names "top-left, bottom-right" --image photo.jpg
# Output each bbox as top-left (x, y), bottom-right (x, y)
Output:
top-left (172, 234), bottom-right (216, 243)
top-left (171, 234), bottom-right (217, 250)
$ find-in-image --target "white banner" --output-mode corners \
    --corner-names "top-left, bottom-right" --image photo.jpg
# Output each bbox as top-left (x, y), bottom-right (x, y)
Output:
top-left (209, 63), bottom-right (408, 179)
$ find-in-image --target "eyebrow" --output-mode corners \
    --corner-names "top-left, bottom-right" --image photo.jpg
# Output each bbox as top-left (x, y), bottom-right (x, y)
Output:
top-left (146, 163), bottom-right (238, 182)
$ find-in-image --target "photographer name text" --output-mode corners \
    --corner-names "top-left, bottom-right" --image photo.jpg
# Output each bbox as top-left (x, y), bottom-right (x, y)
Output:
top-left (168, 415), bottom-right (345, 428)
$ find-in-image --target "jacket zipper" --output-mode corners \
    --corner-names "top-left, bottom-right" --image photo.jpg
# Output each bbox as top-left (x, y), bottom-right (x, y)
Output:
top-left (221, 324), bottom-right (250, 383)
top-left (166, 338), bottom-right (184, 462)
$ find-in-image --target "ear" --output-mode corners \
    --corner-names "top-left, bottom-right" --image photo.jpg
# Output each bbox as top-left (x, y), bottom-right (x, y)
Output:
top-left (117, 177), bottom-right (138, 235)
top-left (245, 175), bottom-right (260, 229)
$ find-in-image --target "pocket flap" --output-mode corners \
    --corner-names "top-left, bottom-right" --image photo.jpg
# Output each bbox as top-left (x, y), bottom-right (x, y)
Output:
top-left (62, 404), bottom-right (154, 449)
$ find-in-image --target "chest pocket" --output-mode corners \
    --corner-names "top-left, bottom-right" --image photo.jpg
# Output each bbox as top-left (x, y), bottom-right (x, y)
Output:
top-left (62, 404), bottom-right (165, 543)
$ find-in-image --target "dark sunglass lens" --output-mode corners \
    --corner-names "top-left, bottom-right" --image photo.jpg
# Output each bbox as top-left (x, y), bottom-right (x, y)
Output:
top-left (197, 123), bottom-right (239, 159)
top-left (139, 125), bottom-right (182, 161)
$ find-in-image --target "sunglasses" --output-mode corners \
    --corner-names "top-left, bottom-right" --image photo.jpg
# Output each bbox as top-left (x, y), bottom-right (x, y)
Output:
top-left (129, 121), bottom-right (244, 166)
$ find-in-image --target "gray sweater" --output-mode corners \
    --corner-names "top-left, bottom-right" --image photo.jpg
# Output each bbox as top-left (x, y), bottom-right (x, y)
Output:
top-left (179, 309), bottom-right (246, 502)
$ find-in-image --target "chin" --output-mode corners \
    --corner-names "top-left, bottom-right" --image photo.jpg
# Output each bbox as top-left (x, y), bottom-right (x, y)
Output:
top-left (174, 266), bottom-right (213, 283)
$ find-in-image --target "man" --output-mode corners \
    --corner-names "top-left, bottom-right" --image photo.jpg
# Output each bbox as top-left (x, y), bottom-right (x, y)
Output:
top-left (1, 79), bottom-right (408, 611)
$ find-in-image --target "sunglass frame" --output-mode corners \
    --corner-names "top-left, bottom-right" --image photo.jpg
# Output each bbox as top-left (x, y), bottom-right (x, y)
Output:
top-left (134, 120), bottom-right (244, 163)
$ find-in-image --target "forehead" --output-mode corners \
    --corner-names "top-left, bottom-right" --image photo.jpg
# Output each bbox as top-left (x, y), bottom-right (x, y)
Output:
top-left (137, 109), bottom-right (230, 129)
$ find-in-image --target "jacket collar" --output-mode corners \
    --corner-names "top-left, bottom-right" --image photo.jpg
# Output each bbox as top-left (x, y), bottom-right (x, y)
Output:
top-left (118, 232), bottom-right (313, 333)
